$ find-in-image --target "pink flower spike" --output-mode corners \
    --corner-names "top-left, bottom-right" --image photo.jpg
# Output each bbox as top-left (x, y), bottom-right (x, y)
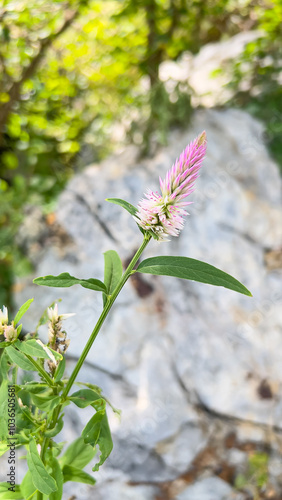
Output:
top-left (134, 131), bottom-right (207, 241)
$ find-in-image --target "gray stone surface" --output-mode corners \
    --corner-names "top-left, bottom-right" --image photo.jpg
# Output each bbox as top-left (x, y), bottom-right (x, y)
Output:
top-left (13, 107), bottom-right (282, 498)
top-left (176, 477), bottom-right (236, 500)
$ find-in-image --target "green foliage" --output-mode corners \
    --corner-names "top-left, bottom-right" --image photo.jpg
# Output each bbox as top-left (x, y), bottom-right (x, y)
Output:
top-left (229, 0), bottom-right (282, 172)
top-left (136, 255), bottom-right (252, 296)
top-left (235, 452), bottom-right (269, 493)
top-left (33, 272), bottom-right (106, 292)
top-left (27, 437), bottom-right (57, 495)
top-left (103, 250), bottom-right (123, 304)
top-left (60, 437), bottom-right (96, 470)
top-left (103, 251), bottom-right (123, 295)
top-left (13, 299), bottom-right (34, 325)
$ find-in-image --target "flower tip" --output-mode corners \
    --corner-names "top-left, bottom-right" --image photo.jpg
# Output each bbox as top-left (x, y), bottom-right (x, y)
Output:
top-left (196, 131), bottom-right (207, 146)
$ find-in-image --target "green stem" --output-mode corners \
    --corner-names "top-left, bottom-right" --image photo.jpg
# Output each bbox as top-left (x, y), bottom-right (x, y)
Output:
top-left (62, 234), bottom-right (151, 399)
top-left (37, 235), bottom-right (151, 493)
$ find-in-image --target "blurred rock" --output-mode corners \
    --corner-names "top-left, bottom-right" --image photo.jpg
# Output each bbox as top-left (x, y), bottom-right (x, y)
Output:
top-left (14, 108), bottom-right (282, 498)
top-left (159, 31), bottom-right (262, 107)
top-left (176, 476), bottom-right (236, 500)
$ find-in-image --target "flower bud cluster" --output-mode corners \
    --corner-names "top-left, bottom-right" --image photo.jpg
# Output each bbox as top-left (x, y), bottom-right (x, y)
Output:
top-left (0, 306), bottom-right (18, 342)
top-left (47, 304), bottom-right (74, 374)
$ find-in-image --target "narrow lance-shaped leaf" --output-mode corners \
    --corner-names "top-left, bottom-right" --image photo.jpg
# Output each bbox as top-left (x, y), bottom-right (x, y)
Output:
top-left (14, 298), bottom-right (34, 325)
top-left (27, 437), bottom-right (57, 495)
top-left (103, 250), bottom-right (123, 305)
top-left (106, 198), bottom-right (138, 216)
top-left (136, 256), bottom-right (252, 296)
top-left (106, 198), bottom-right (145, 235)
top-left (49, 457), bottom-right (63, 500)
top-left (33, 273), bottom-right (106, 293)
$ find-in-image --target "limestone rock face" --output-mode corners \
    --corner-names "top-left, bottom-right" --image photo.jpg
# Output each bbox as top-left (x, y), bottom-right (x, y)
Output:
top-left (14, 108), bottom-right (282, 498)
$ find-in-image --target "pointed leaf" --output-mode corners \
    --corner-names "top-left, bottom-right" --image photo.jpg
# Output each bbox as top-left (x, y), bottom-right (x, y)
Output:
top-left (33, 273), bottom-right (106, 293)
top-left (15, 340), bottom-right (62, 361)
top-left (49, 458), bottom-right (63, 500)
top-left (69, 389), bottom-right (101, 408)
top-left (27, 437), bottom-right (57, 495)
top-left (14, 299), bottom-right (34, 325)
top-left (6, 346), bottom-right (35, 371)
top-left (103, 250), bottom-right (123, 296)
top-left (106, 198), bottom-right (137, 216)
top-left (60, 437), bottom-right (96, 469)
top-left (62, 465), bottom-right (96, 485)
top-left (106, 198), bottom-right (145, 235)
top-left (136, 256), bottom-right (252, 296)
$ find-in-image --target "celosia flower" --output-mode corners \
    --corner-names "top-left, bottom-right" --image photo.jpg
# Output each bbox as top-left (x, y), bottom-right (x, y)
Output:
top-left (0, 306), bottom-right (8, 334)
top-left (134, 131), bottom-right (207, 241)
top-left (3, 323), bottom-right (18, 342)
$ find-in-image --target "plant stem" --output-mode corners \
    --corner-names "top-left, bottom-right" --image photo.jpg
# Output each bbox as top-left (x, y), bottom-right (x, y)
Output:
top-left (62, 234), bottom-right (151, 399)
top-left (37, 234), bottom-right (151, 494)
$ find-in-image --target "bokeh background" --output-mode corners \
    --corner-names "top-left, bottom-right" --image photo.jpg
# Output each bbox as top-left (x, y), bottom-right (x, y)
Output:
top-left (0, 1), bottom-right (282, 499)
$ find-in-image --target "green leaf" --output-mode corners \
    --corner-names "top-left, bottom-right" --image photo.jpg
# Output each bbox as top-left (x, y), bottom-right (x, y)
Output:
top-left (0, 351), bottom-right (11, 380)
top-left (14, 299), bottom-right (34, 325)
top-left (62, 465), bottom-right (96, 485)
top-left (54, 357), bottom-right (66, 382)
top-left (20, 471), bottom-right (37, 500)
top-left (44, 416), bottom-right (63, 438)
top-left (17, 383), bottom-right (49, 395)
top-left (49, 458), bottom-right (63, 500)
top-left (106, 198), bottom-right (145, 235)
top-left (0, 380), bottom-right (9, 440)
top-left (33, 273), bottom-right (106, 293)
top-left (60, 437), bottom-right (96, 470)
top-left (136, 256), bottom-right (252, 296)
top-left (103, 250), bottom-right (123, 306)
top-left (0, 483), bottom-right (23, 499)
top-left (81, 400), bottom-right (113, 472)
top-left (27, 437), bottom-right (57, 495)
top-left (92, 411), bottom-right (113, 472)
top-left (0, 341), bottom-right (11, 348)
top-left (106, 198), bottom-right (138, 216)
top-left (30, 393), bottom-right (61, 412)
top-left (14, 340), bottom-right (62, 361)
top-left (5, 347), bottom-right (35, 371)
top-left (69, 389), bottom-right (102, 408)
